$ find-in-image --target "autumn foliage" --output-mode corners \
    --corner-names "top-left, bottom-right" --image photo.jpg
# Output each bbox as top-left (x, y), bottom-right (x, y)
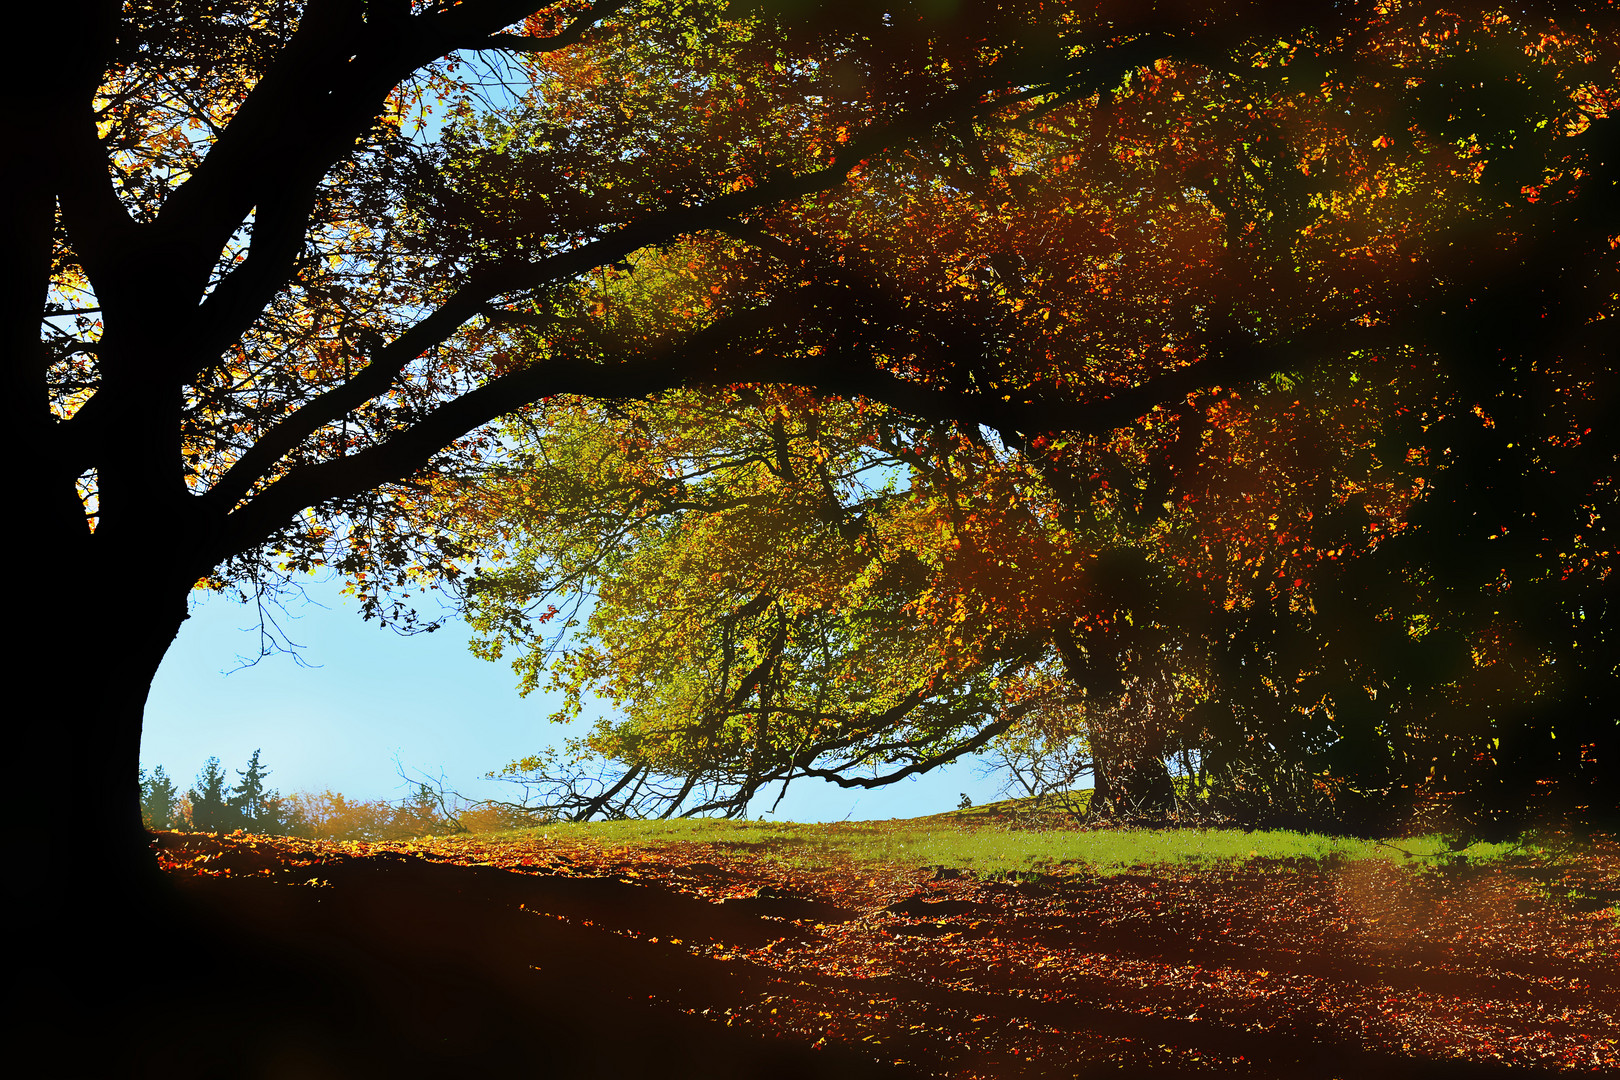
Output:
top-left (17, 1), bottom-right (1618, 874)
top-left (440, 1), bottom-right (1620, 834)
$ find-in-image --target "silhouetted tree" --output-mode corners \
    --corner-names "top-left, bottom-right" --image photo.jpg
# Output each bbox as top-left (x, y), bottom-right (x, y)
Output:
top-left (229, 748), bottom-right (296, 834)
top-left (138, 766), bottom-right (179, 831)
top-left (187, 757), bottom-right (238, 834)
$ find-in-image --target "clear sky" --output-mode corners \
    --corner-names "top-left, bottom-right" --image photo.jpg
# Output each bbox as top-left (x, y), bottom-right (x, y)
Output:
top-left (141, 576), bottom-right (1016, 823)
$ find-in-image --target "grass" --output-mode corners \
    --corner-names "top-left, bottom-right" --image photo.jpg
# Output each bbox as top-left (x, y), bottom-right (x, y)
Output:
top-left (477, 791), bottom-right (1541, 878)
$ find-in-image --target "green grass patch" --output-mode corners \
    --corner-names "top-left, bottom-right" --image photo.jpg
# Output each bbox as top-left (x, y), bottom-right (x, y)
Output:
top-left (492, 808), bottom-right (1534, 878)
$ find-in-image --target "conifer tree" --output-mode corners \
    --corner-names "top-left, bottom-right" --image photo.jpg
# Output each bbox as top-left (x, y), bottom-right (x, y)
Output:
top-left (187, 757), bottom-right (237, 834)
top-left (229, 749), bottom-right (294, 835)
top-left (138, 766), bottom-right (178, 831)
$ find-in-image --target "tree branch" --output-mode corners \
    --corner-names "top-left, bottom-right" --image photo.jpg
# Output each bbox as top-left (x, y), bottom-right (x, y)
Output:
top-left (461, 0), bottom-right (626, 53)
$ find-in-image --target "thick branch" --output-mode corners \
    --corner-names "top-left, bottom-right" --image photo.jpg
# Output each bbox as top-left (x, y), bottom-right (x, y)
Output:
top-left (181, 23), bottom-right (1192, 504)
top-left (212, 346), bottom-right (738, 560)
top-left (198, 162), bottom-right (858, 511)
top-left (796, 701), bottom-right (1034, 791)
top-left (463, 0), bottom-right (626, 52)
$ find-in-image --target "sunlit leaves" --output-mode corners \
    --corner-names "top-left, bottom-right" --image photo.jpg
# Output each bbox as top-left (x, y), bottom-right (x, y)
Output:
top-left (46, 0), bottom-right (1617, 829)
top-left (437, 2), bottom-right (1618, 826)
top-left (459, 387), bottom-right (1060, 816)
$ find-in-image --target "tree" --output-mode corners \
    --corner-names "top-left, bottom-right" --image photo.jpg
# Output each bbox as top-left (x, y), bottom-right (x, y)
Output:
top-left (138, 765), bottom-right (180, 831)
top-left (228, 748), bottom-right (297, 834)
top-left (186, 757), bottom-right (239, 834)
top-left (16, 0), bottom-right (1617, 887)
top-left (25, 0), bottom-right (1284, 878)
top-left (449, 4), bottom-right (1620, 831)
top-left (460, 387), bottom-right (1059, 818)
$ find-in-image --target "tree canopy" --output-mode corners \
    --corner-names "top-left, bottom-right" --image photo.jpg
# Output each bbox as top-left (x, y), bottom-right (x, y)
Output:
top-left (14, 0), bottom-right (1617, 856)
top-left (448, 1), bottom-right (1620, 831)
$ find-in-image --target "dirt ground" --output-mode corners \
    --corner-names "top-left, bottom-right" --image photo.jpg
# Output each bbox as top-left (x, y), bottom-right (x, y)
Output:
top-left (133, 827), bottom-right (1618, 1077)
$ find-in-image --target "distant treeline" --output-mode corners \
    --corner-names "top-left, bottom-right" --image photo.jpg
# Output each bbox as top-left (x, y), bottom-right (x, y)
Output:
top-left (140, 752), bottom-right (537, 841)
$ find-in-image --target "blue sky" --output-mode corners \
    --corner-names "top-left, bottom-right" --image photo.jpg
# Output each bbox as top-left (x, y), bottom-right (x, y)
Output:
top-left (141, 576), bottom-right (1016, 822)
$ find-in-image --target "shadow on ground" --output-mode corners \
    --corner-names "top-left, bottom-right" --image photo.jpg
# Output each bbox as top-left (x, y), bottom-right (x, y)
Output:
top-left (117, 832), bottom-right (1617, 1078)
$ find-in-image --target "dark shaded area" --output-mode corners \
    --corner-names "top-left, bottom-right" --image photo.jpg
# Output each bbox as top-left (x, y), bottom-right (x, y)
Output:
top-left (119, 848), bottom-right (908, 1079)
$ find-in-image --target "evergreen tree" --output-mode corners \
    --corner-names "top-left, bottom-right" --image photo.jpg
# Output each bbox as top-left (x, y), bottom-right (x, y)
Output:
top-left (229, 749), bottom-right (294, 835)
top-left (138, 766), bottom-right (179, 831)
top-left (187, 757), bottom-right (237, 834)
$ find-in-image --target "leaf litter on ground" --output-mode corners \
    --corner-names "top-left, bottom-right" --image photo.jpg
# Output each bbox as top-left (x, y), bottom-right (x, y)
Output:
top-left (149, 815), bottom-right (1619, 1077)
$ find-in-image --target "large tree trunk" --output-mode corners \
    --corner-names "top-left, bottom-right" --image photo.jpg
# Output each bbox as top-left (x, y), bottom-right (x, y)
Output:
top-left (29, 533), bottom-right (195, 846)
top-left (34, 597), bottom-right (187, 843)
top-left (22, 538), bottom-right (196, 1057)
